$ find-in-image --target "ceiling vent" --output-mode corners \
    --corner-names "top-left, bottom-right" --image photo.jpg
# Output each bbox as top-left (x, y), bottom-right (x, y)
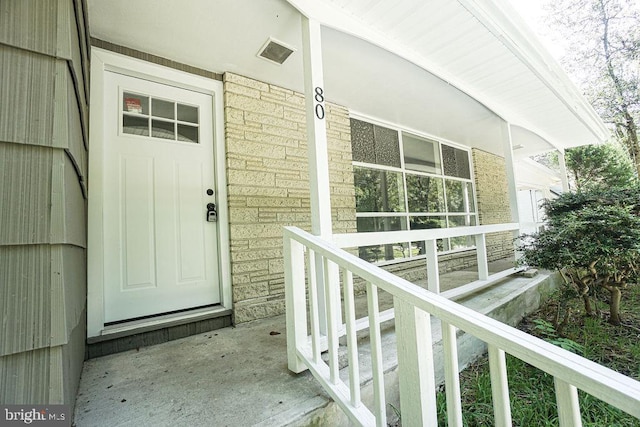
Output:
top-left (257, 38), bottom-right (295, 65)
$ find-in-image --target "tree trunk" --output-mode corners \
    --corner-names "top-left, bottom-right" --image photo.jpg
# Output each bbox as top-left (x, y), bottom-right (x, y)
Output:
top-left (609, 286), bottom-right (622, 325)
top-left (582, 294), bottom-right (594, 316)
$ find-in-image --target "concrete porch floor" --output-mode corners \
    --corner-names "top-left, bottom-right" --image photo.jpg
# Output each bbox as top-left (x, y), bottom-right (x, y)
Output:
top-left (73, 261), bottom-right (555, 427)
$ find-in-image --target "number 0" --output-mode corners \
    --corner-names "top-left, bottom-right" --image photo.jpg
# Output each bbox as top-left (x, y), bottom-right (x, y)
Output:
top-left (314, 87), bottom-right (325, 120)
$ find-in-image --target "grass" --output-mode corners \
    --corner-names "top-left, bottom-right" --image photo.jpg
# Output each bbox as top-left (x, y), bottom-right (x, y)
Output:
top-left (435, 284), bottom-right (640, 426)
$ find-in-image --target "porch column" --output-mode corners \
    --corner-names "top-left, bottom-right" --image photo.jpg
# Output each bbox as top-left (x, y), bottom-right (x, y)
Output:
top-left (302, 17), bottom-right (332, 238)
top-left (504, 124), bottom-right (521, 224)
top-left (557, 149), bottom-right (570, 192)
top-left (505, 124), bottom-right (522, 260)
top-left (302, 17), bottom-right (335, 334)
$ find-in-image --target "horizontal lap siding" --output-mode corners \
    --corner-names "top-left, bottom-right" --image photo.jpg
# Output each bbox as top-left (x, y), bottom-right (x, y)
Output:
top-left (0, 0), bottom-right (88, 407)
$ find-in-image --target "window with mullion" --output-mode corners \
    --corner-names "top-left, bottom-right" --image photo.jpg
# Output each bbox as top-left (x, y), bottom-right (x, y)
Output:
top-left (351, 117), bottom-right (477, 263)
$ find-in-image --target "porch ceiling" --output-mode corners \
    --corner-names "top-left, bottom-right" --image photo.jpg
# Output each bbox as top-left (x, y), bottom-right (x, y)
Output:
top-left (87, 0), bottom-right (609, 158)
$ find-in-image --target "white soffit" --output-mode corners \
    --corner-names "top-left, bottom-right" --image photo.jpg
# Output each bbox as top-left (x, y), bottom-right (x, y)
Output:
top-left (287, 0), bottom-right (610, 150)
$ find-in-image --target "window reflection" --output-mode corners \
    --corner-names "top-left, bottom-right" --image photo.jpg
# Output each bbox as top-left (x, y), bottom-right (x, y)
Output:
top-left (354, 167), bottom-right (405, 213)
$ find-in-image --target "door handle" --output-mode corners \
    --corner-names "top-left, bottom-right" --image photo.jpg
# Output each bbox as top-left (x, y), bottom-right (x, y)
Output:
top-left (206, 203), bottom-right (217, 222)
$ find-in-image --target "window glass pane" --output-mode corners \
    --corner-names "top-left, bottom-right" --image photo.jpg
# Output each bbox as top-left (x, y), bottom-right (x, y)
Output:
top-left (448, 215), bottom-right (476, 227)
top-left (356, 216), bottom-right (408, 262)
top-left (177, 104), bottom-right (198, 123)
top-left (406, 174), bottom-right (444, 213)
top-left (123, 115), bottom-right (149, 136)
top-left (354, 167), bottom-right (405, 213)
top-left (151, 119), bottom-right (175, 140)
top-left (350, 118), bottom-right (401, 167)
top-left (445, 180), bottom-right (466, 213)
top-left (442, 144), bottom-right (471, 179)
top-left (356, 216), bottom-right (406, 232)
top-left (152, 98), bottom-right (174, 119)
top-left (350, 118), bottom-right (375, 163)
top-left (410, 216), bottom-right (446, 253)
top-left (374, 125), bottom-right (401, 167)
top-left (466, 182), bottom-right (476, 213)
top-left (402, 133), bottom-right (441, 174)
top-left (409, 216), bottom-right (445, 230)
top-left (177, 124), bottom-right (198, 143)
top-left (123, 93), bottom-right (148, 115)
top-left (448, 215), bottom-right (476, 249)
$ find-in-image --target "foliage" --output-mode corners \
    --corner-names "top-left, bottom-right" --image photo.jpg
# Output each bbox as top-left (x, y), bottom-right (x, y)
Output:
top-left (566, 143), bottom-right (638, 190)
top-left (436, 285), bottom-right (640, 425)
top-left (518, 186), bottom-right (640, 324)
top-left (545, 0), bottom-right (640, 176)
top-left (532, 319), bottom-right (585, 353)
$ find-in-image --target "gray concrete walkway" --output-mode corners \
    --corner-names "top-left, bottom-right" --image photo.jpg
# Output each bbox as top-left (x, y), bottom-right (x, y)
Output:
top-left (73, 260), bottom-right (550, 427)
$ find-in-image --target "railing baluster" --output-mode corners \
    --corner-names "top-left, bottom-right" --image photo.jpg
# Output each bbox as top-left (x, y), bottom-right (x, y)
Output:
top-left (425, 239), bottom-right (440, 293)
top-left (555, 377), bottom-right (582, 427)
top-left (307, 249), bottom-right (321, 364)
top-left (488, 345), bottom-right (512, 427)
top-left (442, 322), bottom-right (463, 427)
top-left (367, 282), bottom-right (387, 427)
top-left (395, 297), bottom-right (438, 426)
top-left (323, 258), bottom-right (340, 385)
top-left (475, 233), bottom-right (489, 281)
top-left (284, 236), bottom-right (309, 373)
top-left (343, 269), bottom-right (361, 408)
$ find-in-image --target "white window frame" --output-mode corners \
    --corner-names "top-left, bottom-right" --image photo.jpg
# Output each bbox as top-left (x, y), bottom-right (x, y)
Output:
top-left (350, 114), bottom-right (479, 265)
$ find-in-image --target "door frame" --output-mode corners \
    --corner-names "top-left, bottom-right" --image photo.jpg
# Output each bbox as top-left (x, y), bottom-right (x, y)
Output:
top-left (87, 47), bottom-right (232, 338)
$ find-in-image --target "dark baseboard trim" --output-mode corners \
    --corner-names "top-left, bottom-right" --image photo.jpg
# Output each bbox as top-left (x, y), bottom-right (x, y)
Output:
top-left (86, 311), bottom-right (232, 359)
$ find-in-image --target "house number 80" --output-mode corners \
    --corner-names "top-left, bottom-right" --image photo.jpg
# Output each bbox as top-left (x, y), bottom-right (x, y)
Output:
top-left (314, 87), bottom-right (325, 120)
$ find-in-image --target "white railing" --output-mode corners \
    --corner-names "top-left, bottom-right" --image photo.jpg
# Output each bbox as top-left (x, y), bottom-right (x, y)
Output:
top-left (284, 226), bottom-right (640, 426)
top-left (333, 222), bottom-right (523, 299)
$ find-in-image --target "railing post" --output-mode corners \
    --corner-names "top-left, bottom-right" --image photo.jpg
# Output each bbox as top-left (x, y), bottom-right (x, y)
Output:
top-left (488, 345), bottom-right (512, 427)
top-left (475, 233), bottom-right (489, 280)
top-left (284, 233), bottom-right (308, 373)
top-left (394, 297), bottom-right (437, 426)
top-left (425, 239), bottom-right (440, 293)
top-left (555, 378), bottom-right (582, 427)
top-left (442, 322), bottom-right (463, 427)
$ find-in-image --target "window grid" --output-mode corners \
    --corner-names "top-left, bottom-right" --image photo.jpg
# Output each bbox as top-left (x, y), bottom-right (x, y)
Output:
top-left (351, 117), bottom-right (478, 264)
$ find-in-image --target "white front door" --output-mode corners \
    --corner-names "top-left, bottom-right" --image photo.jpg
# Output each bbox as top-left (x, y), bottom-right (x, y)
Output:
top-left (102, 71), bottom-right (220, 323)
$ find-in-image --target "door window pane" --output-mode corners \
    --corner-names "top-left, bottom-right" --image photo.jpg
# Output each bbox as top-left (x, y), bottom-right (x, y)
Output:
top-left (403, 133), bottom-right (441, 174)
top-left (122, 92), bottom-right (201, 144)
top-left (123, 115), bottom-right (149, 136)
top-left (177, 124), bottom-right (199, 143)
top-left (152, 98), bottom-right (174, 119)
top-left (177, 104), bottom-right (199, 124)
top-left (151, 119), bottom-right (175, 140)
top-left (123, 93), bottom-right (148, 115)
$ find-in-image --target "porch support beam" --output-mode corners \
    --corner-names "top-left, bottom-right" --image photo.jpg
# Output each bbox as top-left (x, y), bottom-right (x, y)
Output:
top-left (302, 17), bottom-right (335, 334)
top-left (302, 17), bottom-right (332, 238)
top-left (504, 124), bottom-right (521, 225)
top-left (557, 149), bottom-right (570, 192)
top-left (505, 123), bottom-right (522, 260)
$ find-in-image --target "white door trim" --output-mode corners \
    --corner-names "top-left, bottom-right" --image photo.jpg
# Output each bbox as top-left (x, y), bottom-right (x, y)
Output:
top-left (87, 47), bottom-right (232, 338)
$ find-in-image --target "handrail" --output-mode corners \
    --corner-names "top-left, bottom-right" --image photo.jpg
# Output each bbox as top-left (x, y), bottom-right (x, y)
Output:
top-left (332, 222), bottom-right (519, 248)
top-left (284, 226), bottom-right (640, 426)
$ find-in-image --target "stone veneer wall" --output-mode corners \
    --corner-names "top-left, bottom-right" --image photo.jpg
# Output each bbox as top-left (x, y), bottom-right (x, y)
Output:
top-left (223, 73), bottom-right (356, 323)
top-left (472, 148), bottom-right (515, 261)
